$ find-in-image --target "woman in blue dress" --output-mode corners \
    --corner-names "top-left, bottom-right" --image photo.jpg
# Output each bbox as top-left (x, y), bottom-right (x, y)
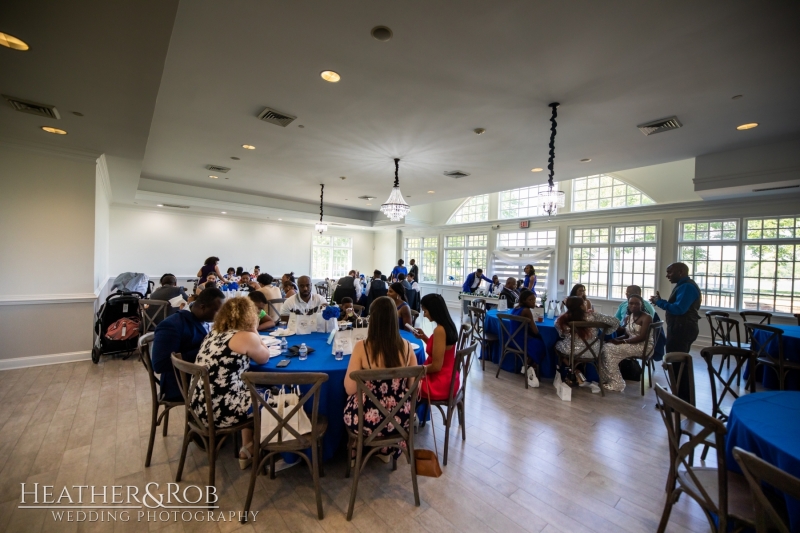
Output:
top-left (523, 265), bottom-right (537, 297)
top-left (505, 289), bottom-right (546, 371)
top-left (387, 282), bottom-right (413, 329)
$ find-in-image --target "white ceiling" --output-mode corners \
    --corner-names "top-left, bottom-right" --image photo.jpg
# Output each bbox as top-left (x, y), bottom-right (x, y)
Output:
top-left (2, 0), bottom-right (800, 217)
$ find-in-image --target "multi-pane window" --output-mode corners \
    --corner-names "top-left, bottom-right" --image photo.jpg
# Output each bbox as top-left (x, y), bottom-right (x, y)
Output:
top-left (404, 237), bottom-right (438, 283)
top-left (447, 195), bottom-right (489, 224)
top-left (572, 175), bottom-right (655, 212)
top-left (499, 184), bottom-right (559, 219)
top-left (497, 229), bottom-right (556, 248)
top-left (743, 217), bottom-right (800, 313)
top-left (444, 234), bottom-right (487, 285)
top-left (569, 224), bottom-right (658, 299)
top-left (312, 235), bottom-right (352, 280)
top-left (678, 219), bottom-right (739, 309)
top-left (493, 230), bottom-right (556, 297)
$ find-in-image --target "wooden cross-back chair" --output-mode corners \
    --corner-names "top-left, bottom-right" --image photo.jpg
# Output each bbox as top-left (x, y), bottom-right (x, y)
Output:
top-left (705, 310), bottom-right (730, 347)
top-left (138, 298), bottom-right (169, 333)
top-left (138, 333), bottom-right (182, 467)
top-left (496, 313), bottom-right (538, 389)
top-left (747, 323), bottom-right (798, 391)
top-left (561, 321), bottom-right (609, 396)
top-left (468, 305), bottom-right (497, 371)
top-left (739, 311), bottom-right (772, 343)
top-left (733, 446), bottom-right (800, 533)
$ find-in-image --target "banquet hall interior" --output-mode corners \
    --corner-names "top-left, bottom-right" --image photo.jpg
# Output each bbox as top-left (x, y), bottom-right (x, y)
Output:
top-left (2, 1), bottom-right (800, 532)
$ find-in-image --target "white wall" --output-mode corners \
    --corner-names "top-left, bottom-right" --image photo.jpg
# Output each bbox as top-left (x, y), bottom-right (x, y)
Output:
top-left (373, 229), bottom-right (400, 275)
top-left (94, 160), bottom-right (111, 293)
top-left (109, 205), bottom-right (376, 279)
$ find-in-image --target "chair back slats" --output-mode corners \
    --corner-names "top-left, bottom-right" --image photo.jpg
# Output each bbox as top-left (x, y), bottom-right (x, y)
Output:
top-left (268, 298), bottom-right (286, 320)
top-left (242, 372), bottom-right (328, 446)
top-left (352, 304), bottom-right (364, 317)
top-left (139, 299), bottom-right (170, 333)
top-left (733, 446), bottom-right (800, 533)
top-left (662, 352), bottom-right (696, 406)
top-left (468, 306), bottom-right (487, 343)
top-left (746, 323), bottom-right (783, 360)
top-left (641, 321), bottom-right (664, 359)
top-left (714, 316), bottom-right (746, 348)
top-left (569, 321), bottom-right (608, 363)
top-left (496, 313), bottom-right (530, 360)
top-left (705, 311), bottom-right (730, 347)
top-left (171, 355), bottom-right (215, 432)
top-left (447, 343), bottom-right (477, 406)
top-left (349, 366), bottom-right (426, 447)
top-left (457, 324), bottom-right (472, 351)
top-left (655, 385), bottom-right (729, 520)
top-left (700, 346), bottom-right (751, 422)
top-left (471, 298), bottom-right (486, 310)
top-left (740, 311), bottom-right (772, 343)
top-left (138, 333), bottom-right (159, 398)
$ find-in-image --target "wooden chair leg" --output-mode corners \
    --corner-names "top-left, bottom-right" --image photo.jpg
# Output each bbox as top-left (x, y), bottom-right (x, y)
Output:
top-left (311, 435), bottom-right (324, 519)
top-left (207, 436), bottom-right (216, 490)
top-left (345, 437), bottom-right (353, 479)
top-left (146, 402), bottom-right (158, 467)
top-left (162, 408), bottom-right (170, 437)
top-left (241, 448), bottom-right (260, 523)
top-left (458, 402), bottom-right (466, 441)
top-left (346, 442), bottom-right (364, 520)
top-left (175, 423), bottom-right (191, 482)
top-left (442, 407), bottom-right (453, 466)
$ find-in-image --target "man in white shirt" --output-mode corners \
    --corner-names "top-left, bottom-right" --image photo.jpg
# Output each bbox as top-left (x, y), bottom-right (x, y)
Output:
top-left (488, 275), bottom-right (503, 296)
top-left (365, 270), bottom-right (389, 296)
top-left (280, 276), bottom-right (327, 315)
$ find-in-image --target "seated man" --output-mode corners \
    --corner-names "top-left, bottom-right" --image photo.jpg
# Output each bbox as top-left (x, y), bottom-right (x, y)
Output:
top-left (149, 274), bottom-right (189, 320)
top-left (398, 273), bottom-right (412, 292)
top-left (499, 277), bottom-right (520, 308)
top-left (615, 285), bottom-right (655, 320)
top-left (488, 275), bottom-right (503, 296)
top-left (280, 275), bottom-right (327, 316)
top-left (151, 287), bottom-right (225, 402)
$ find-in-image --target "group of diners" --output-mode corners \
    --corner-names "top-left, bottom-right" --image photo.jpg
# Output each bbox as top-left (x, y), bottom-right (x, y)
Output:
top-left (195, 256), bottom-right (299, 297)
top-left (149, 262), bottom-right (462, 468)
top-left (458, 264), bottom-right (538, 314)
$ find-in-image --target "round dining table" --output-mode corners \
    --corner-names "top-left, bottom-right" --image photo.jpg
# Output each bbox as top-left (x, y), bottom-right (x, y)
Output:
top-left (725, 391), bottom-right (800, 530)
top-left (249, 329), bottom-right (426, 461)
top-left (749, 324), bottom-right (800, 390)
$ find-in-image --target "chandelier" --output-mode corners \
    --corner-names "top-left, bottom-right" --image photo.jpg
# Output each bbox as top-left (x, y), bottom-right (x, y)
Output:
top-left (380, 158), bottom-right (410, 221)
top-left (537, 102), bottom-right (566, 218)
top-left (315, 183), bottom-right (327, 234)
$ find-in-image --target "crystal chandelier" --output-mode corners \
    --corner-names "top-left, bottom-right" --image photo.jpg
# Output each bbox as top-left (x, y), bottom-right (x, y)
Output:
top-left (380, 158), bottom-right (410, 221)
top-left (315, 183), bottom-right (327, 234)
top-left (537, 102), bottom-right (566, 218)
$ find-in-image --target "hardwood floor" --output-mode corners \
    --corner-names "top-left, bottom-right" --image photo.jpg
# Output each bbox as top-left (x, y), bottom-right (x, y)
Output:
top-left (0, 348), bottom-right (736, 533)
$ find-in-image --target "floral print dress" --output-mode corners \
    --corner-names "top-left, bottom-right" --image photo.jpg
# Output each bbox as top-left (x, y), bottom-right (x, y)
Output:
top-left (603, 314), bottom-right (654, 392)
top-left (191, 330), bottom-right (252, 428)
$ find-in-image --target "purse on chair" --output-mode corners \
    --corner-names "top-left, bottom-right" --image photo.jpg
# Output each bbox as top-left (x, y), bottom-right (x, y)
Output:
top-left (415, 376), bottom-right (443, 477)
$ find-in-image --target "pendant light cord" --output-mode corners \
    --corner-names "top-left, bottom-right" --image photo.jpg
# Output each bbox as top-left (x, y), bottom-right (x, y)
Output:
top-left (394, 158), bottom-right (400, 187)
top-left (319, 184), bottom-right (324, 222)
top-left (547, 102), bottom-right (559, 189)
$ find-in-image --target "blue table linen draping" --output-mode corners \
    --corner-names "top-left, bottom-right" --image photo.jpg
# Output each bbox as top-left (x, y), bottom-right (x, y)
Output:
top-left (725, 391), bottom-right (800, 530)
top-left (748, 325), bottom-right (800, 390)
top-left (249, 329), bottom-right (426, 461)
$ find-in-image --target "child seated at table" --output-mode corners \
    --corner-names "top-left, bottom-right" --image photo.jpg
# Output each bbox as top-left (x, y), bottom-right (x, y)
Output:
top-left (340, 297), bottom-right (358, 323)
top-left (247, 291), bottom-right (276, 331)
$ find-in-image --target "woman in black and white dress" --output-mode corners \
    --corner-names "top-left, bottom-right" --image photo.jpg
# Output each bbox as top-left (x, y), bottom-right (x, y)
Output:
top-left (191, 296), bottom-right (270, 469)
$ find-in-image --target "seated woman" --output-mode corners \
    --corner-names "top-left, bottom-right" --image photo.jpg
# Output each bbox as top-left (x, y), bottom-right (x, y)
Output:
top-left (247, 291), bottom-right (276, 331)
top-left (387, 282), bottom-right (412, 329)
top-left (196, 273), bottom-right (219, 295)
top-left (190, 297), bottom-right (271, 469)
top-left (507, 289), bottom-right (546, 372)
top-left (343, 296), bottom-right (418, 459)
top-left (603, 295), bottom-right (653, 392)
top-left (281, 280), bottom-right (296, 298)
top-left (412, 293), bottom-right (459, 401)
top-left (554, 296), bottom-right (618, 384)
top-left (562, 283), bottom-right (593, 312)
top-left (224, 267), bottom-right (238, 282)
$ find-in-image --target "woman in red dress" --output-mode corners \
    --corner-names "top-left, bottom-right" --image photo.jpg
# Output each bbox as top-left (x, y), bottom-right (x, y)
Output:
top-left (412, 293), bottom-right (460, 401)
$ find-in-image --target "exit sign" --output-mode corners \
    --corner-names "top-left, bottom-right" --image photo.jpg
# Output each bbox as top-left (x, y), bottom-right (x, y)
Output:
top-left (519, 220), bottom-right (530, 229)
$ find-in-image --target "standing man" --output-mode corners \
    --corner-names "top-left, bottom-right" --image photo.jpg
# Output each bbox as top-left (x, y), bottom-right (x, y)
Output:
top-left (408, 259), bottom-right (419, 283)
top-left (461, 268), bottom-right (493, 314)
top-left (650, 262), bottom-right (701, 404)
top-left (390, 259), bottom-right (408, 282)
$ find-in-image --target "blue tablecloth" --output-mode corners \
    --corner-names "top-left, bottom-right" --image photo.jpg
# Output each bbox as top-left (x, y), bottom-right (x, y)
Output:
top-left (249, 329), bottom-right (426, 461)
top-left (725, 391), bottom-right (800, 530)
top-left (484, 310), bottom-right (565, 380)
top-left (749, 325), bottom-right (800, 390)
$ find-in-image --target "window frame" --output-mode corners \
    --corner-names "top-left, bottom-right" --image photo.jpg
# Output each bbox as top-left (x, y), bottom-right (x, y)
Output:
top-left (310, 233), bottom-right (353, 280)
top-left (446, 194), bottom-right (490, 225)
top-left (571, 174), bottom-right (655, 212)
top-left (741, 215), bottom-right (800, 314)
top-left (403, 236), bottom-right (439, 284)
top-left (442, 232), bottom-right (488, 285)
top-left (498, 183), bottom-right (561, 220)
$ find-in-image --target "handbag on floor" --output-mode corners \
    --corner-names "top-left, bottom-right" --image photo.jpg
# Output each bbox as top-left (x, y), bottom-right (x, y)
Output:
top-left (415, 374), bottom-right (443, 478)
top-left (619, 358), bottom-right (642, 381)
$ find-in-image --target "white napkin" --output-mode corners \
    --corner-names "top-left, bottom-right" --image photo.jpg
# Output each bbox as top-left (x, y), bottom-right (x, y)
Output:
top-left (260, 336), bottom-right (280, 346)
top-left (268, 346), bottom-right (282, 358)
top-left (168, 295), bottom-right (187, 309)
top-left (270, 329), bottom-right (295, 337)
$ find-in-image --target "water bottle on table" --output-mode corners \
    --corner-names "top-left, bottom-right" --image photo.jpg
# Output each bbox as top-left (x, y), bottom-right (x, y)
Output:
top-left (280, 337), bottom-right (288, 355)
top-left (299, 343), bottom-right (308, 361)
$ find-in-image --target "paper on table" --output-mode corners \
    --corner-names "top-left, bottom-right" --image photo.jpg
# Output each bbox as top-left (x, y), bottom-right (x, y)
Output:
top-left (168, 295), bottom-right (187, 309)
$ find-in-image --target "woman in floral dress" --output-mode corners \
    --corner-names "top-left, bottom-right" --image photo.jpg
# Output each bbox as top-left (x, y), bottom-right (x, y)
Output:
top-left (343, 296), bottom-right (418, 459)
top-left (555, 296), bottom-right (619, 386)
top-left (604, 295), bottom-right (654, 392)
top-left (191, 296), bottom-right (270, 468)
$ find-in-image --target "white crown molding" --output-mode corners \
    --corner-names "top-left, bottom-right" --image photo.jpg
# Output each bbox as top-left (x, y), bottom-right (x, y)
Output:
top-left (0, 351), bottom-right (91, 371)
top-left (0, 136), bottom-right (102, 163)
top-left (693, 164), bottom-right (800, 190)
top-left (96, 154), bottom-right (113, 201)
top-left (0, 294), bottom-right (98, 306)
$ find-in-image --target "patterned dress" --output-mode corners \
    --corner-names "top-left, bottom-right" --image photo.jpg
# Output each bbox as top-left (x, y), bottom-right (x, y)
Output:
top-left (603, 314), bottom-right (654, 392)
top-left (191, 330), bottom-right (252, 428)
top-left (555, 311), bottom-right (619, 384)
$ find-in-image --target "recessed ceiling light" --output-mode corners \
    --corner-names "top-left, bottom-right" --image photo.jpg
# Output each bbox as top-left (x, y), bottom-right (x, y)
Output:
top-left (0, 32), bottom-right (29, 51)
top-left (209, 175), bottom-right (219, 179)
top-left (366, 203), bottom-right (372, 205)
top-left (737, 123), bottom-right (758, 130)
top-left (41, 126), bottom-right (67, 135)
top-left (732, 95), bottom-right (743, 100)
top-left (242, 144), bottom-right (255, 150)
top-left (221, 211), bottom-right (226, 214)
top-left (427, 190), bottom-right (435, 194)
top-left (72, 111), bottom-right (84, 117)
top-left (580, 158), bottom-right (591, 162)
top-left (278, 218), bottom-right (282, 220)
top-left (231, 156), bottom-right (240, 160)
top-left (320, 70), bottom-right (341, 83)
top-left (157, 204), bottom-right (163, 207)
top-left (474, 128), bottom-right (486, 135)
top-left (531, 168), bottom-right (543, 172)
top-left (371, 26), bottom-right (393, 42)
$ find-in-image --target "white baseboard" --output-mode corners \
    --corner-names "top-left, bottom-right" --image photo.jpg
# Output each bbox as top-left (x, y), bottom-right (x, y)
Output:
top-left (0, 351), bottom-right (92, 371)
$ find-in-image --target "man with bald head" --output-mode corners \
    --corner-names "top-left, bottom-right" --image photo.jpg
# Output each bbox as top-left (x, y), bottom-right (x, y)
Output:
top-left (281, 275), bottom-right (328, 316)
top-left (650, 262), bottom-right (702, 403)
top-left (499, 277), bottom-right (520, 308)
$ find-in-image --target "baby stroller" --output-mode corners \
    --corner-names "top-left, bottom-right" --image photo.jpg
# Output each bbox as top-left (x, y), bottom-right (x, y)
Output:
top-left (92, 290), bottom-right (144, 363)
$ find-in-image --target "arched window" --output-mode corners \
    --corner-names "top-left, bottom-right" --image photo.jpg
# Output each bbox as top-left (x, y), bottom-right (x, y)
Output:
top-left (447, 194), bottom-right (489, 224)
top-left (499, 183), bottom-right (559, 219)
top-left (572, 175), bottom-right (654, 211)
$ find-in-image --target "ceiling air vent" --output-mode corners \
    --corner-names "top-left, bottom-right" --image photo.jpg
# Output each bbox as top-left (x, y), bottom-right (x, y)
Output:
top-left (3, 94), bottom-right (61, 119)
top-left (206, 165), bottom-right (230, 173)
top-left (637, 116), bottom-right (682, 136)
top-left (162, 204), bottom-right (190, 209)
top-left (358, 195), bottom-right (376, 200)
top-left (444, 170), bottom-right (470, 179)
top-left (257, 107), bottom-right (297, 127)
top-left (753, 185), bottom-right (800, 192)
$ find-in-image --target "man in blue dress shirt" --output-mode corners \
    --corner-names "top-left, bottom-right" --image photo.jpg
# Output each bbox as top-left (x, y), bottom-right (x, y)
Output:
top-left (650, 262), bottom-right (701, 403)
top-left (461, 268), bottom-right (493, 314)
top-left (151, 287), bottom-right (225, 401)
